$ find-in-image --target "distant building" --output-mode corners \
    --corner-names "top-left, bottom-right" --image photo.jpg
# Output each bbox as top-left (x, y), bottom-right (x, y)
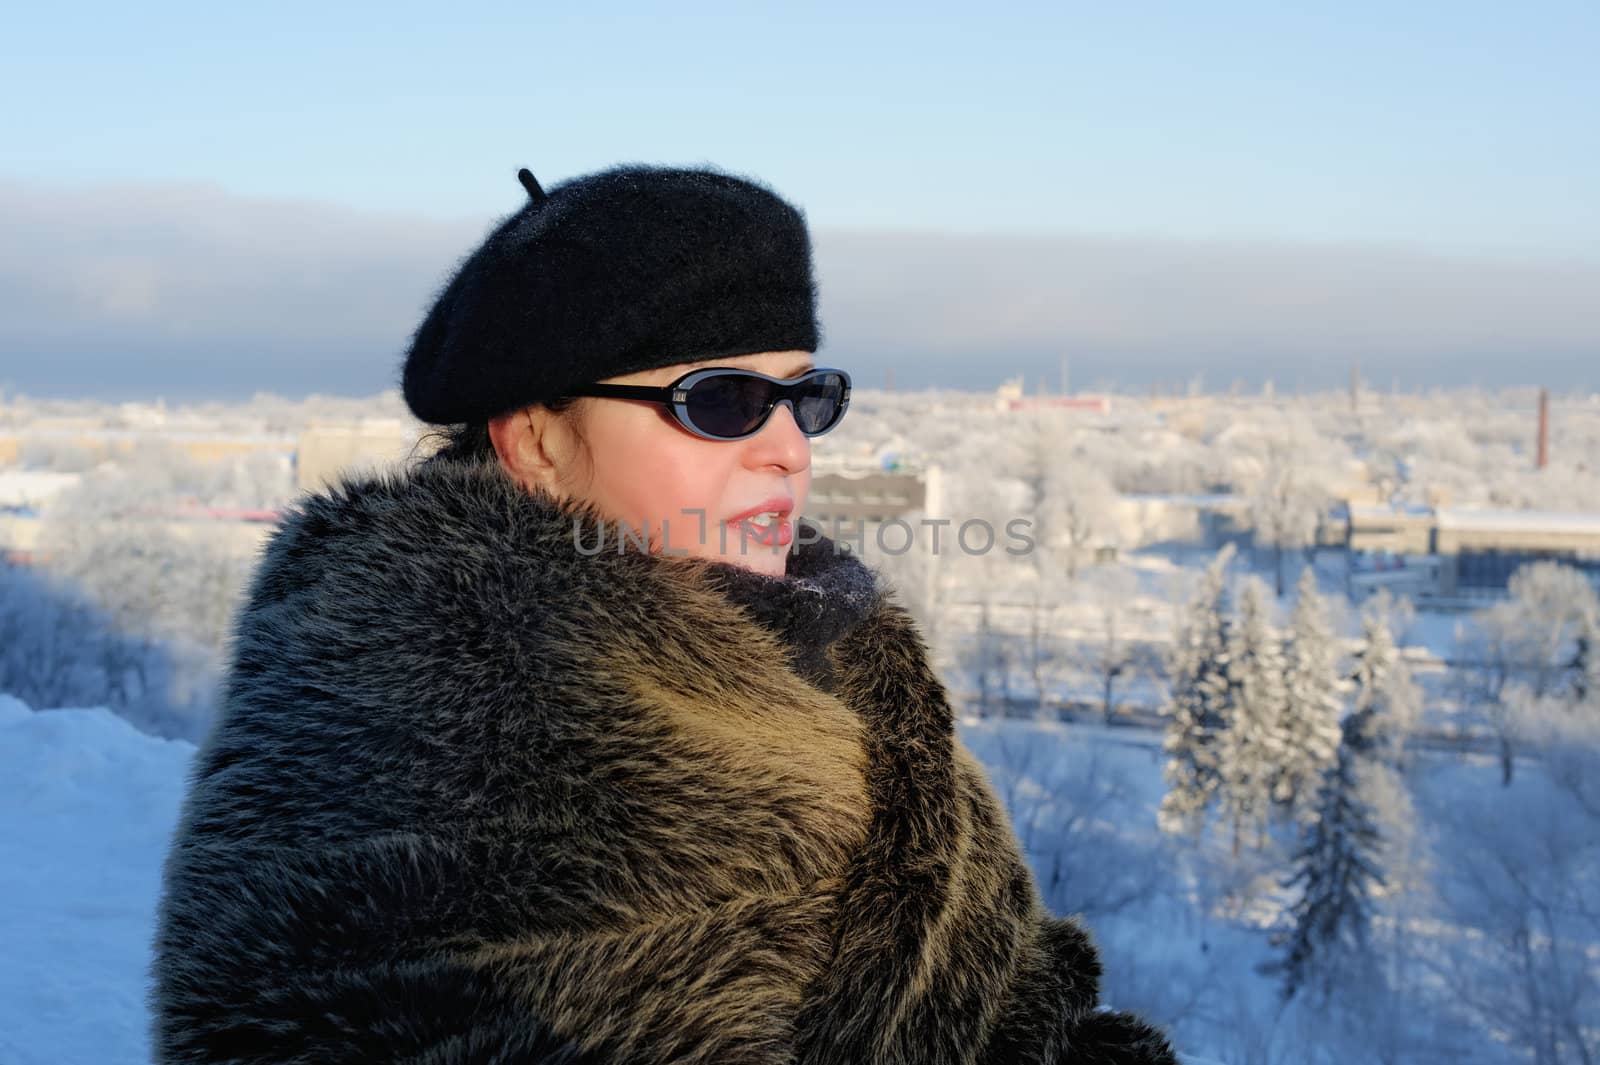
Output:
top-left (0, 473), bottom-right (84, 563)
top-left (1345, 502), bottom-right (1600, 603)
top-left (294, 421), bottom-right (419, 493)
top-left (805, 438), bottom-right (939, 525)
top-left (1434, 508), bottom-right (1600, 598)
top-left (1345, 503), bottom-right (1436, 556)
top-left (0, 428), bottom-right (294, 468)
top-left (993, 376), bottom-right (1112, 415)
top-left (801, 460), bottom-right (944, 617)
top-left (804, 468), bottom-right (932, 527)
top-left (998, 395), bottom-right (1113, 415)
top-left (0, 471), bottom-right (82, 510)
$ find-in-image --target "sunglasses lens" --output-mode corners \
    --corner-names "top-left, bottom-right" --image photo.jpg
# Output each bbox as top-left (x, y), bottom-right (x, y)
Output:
top-left (682, 370), bottom-right (849, 439)
top-left (684, 374), bottom-right (775, 438)
top-left (792, 372), bottom-right (848, 434)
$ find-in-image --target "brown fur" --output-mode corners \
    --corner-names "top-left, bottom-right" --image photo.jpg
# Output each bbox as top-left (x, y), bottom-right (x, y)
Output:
top-left (149, 455), bottom-right (1176, 1064)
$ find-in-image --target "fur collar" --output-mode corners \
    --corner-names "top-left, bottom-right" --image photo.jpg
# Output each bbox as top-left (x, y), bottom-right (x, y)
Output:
top-left (695, 521), bottom-right (882, 690)
top-left (403, 452), bottom-right (885, 684)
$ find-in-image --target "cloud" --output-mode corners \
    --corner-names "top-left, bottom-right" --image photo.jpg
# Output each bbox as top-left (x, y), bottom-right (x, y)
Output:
top-left (812, 230), bottom-right (1600, 390)
top-left (0, 176), bottom-right (1595, 399)
top-left (0, 176), bottom-right (481, 397)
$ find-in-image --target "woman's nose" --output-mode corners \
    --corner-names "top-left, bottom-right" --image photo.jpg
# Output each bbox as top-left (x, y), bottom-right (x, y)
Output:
top-left (746, 401), bottom-right (811, 473)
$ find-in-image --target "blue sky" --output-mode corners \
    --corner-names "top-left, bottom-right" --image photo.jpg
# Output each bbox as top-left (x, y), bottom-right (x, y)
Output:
top-left (5, 0), bottom-right (1598, 256)
top-left (3, 2), bottom-right (1597, 399)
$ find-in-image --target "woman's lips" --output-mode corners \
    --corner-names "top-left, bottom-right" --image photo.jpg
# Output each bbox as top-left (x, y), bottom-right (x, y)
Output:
top-left (726, 513), bottom-right (793, 548)
top-left (723, 496), bottom-right (795, 550)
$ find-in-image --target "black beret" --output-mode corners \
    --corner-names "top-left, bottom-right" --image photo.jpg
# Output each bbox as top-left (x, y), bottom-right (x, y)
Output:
top-left (401, 163), bottom-right (821, 425)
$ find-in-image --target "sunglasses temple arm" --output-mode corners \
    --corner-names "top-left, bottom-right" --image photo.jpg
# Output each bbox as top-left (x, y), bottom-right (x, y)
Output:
top-left (565, 383), bottom-right (675, 401)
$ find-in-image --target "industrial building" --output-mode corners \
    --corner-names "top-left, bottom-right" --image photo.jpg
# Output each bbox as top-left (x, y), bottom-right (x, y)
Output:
top-left (1346, 503), bottom-right (1600, 603)
top-left (292, 420), bottom-right (418, 492)
top-left (803, 467), bottom-right (937, 528)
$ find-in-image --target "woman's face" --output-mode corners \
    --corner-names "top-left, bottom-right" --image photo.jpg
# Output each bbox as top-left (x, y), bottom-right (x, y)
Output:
top-left (491, 349), bottom-right (816, 577)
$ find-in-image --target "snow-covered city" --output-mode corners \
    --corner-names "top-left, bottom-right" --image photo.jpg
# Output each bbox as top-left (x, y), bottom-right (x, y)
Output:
top-left (3, 381), bottom-right (1597, 1063)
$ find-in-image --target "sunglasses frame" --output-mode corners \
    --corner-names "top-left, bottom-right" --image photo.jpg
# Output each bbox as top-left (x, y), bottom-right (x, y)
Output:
top-left (560, 366), bottom-right (852, 441)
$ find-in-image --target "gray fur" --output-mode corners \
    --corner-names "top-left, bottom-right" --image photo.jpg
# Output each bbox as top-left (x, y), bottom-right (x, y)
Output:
top-left (149, 455), bottom-right (1176, 1064)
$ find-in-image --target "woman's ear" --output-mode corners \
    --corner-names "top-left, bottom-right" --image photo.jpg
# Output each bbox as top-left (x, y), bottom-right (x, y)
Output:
top-left (488, 407), bottom-right (558, 497)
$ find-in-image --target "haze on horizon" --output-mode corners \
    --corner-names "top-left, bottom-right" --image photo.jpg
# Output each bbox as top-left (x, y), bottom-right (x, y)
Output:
top-left (1, 176), bottom-right (1595, 402)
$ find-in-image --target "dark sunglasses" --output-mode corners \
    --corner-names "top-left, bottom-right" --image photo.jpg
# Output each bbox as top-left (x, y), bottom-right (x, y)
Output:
top-left (560, 366), bottom-right (852, 442)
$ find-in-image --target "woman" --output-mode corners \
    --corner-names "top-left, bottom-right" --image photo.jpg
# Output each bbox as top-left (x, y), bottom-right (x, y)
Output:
top-left (150, 163), bottom-right (1177, 1064)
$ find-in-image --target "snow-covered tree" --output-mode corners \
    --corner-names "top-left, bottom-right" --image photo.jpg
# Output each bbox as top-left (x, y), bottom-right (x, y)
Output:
top-left (1216, 576), bottom-right (1288, 855)
top-left (1495, 563), bottom-right (1600, 698)
top-left (1460, 562), bottom-right (1600, 784)
top-left (1273, 588), bottom-right (1427, 1002)
top-left (1432, 683), bottom-right (1600, 1063)
top-left (1274, 567), bottom-right (1345, 824)
top-left (1046, 466), bottom-right (1118, 581)
top-left (1159, 544), bottom-right (1236, 836)
top-left (1346, 591), bottom-right (1420, 769)
top-left (1576, 609), bottom-right (1600, 703)
top-left (959, 595), bottom-right (1016, 717)
top-left (39, 448), bottom-right (258, 655)
top-left (1245, 432), bottom-right (1334, 596)
top-left (1023, 574), bottom-right (1072, 719)
top-left (0, 562), bottom-right (110, 711)
top-left (1019, 413), bottom-right (1118, 581)
top-left (1076, 566), bottom-right (1141, 724)
top-left (0, 561), bottom-right (205, 737)
top-left (1272, 707), bottom-right (1388, 1003)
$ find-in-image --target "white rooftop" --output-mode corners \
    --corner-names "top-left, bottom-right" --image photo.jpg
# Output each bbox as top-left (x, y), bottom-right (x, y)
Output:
top-left (0, 471), bottom-right (81, 508)
top-left (1435, 508), bottom-right (1600, 535)
top-left (1348, 502), bottom-right (1434, 521)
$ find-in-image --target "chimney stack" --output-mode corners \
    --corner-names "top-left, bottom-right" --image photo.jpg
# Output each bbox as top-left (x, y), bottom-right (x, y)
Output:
top-left (1537, 387), bottom-right (1550, 470)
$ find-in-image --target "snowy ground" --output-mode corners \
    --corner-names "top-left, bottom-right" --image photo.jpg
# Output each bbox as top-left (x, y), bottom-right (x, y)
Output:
top-left (0, 696), bottom-right (192, 1065)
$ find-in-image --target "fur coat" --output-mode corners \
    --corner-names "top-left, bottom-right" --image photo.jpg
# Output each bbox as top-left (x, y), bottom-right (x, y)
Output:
top-left (150, 454), bottom-right (1177, 1065)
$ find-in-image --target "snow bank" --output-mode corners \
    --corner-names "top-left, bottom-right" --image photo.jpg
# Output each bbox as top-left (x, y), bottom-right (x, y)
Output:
top-left (0, 695), bottom-right (194, 1065)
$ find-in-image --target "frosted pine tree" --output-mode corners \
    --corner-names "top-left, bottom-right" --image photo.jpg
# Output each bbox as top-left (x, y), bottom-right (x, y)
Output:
top-left (1274, 567), bottom-right (1344, 825)
top-left (1574, 609), bottom-right (1600, 702)
top-left (1347, 592), bottom-right (1420, 768)
top-left (1275, 592), bottom-right (1423, 1000)
top-left (1217, 576), bottom-right (1288, 855)
top-left (1159, 544), bottom-right (1236, 836)
top-left (1273, 705), bottom-right (1387, 1002)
